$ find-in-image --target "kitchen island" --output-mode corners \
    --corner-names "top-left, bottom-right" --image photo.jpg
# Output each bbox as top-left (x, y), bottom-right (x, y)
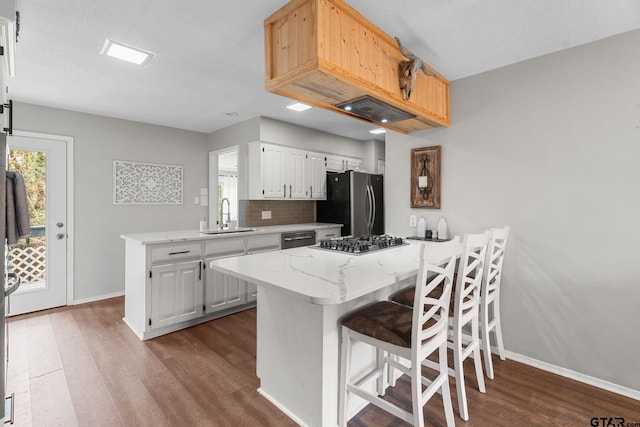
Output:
top-left (209, 241), bottom-right (423, 427)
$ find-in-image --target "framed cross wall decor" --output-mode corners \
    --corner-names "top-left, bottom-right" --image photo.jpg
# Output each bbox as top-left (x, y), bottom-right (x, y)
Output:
top-left (410, 146), bottom-right (441, 209)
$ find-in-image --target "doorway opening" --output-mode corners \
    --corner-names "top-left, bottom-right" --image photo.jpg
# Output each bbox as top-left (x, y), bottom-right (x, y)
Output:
top-left (209, 147), bottom-right (239, 229)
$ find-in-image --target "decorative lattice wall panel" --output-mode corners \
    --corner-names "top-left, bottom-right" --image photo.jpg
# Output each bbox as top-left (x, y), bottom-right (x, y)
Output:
top-left (113, 160), bottom-right (183, 205)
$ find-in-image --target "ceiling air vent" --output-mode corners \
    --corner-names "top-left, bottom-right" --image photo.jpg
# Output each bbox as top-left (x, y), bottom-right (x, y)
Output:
top-left (336, 96), bottom-right (416, 124)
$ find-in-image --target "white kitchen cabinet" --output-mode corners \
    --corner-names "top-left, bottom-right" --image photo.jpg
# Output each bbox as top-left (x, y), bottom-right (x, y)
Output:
top-left (325, 154), bottom-right (363, 172)
top-left (205, 265), bottom-right (247, 313)
top-left (307, 151), bottom-right (327, 199)
top-left (248, 142), bottom-right (308, 199)
top-left (261, 143), bottom-right (287, 198)
top-left (286, 147), bottom-right (307, 198)
top-left (246, 282), bottom-right (258, 302)
top-left (248, 142), bottom-right (337, 200)
top-left (150, 259), bottom-right (203, 330)
top-left (203, 238), bottom-right (248, 314)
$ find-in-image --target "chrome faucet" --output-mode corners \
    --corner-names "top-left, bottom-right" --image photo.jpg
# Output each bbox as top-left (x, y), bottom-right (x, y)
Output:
top-left (220, 197), bottom-right (231, 229)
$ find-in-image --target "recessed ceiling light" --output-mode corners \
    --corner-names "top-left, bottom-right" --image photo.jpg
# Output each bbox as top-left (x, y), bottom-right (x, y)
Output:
top-left (286, 102), bottom-right (312, 112)
top-left (369, 128), bottom-right (386, 134)
top-left (100, 39), bottom-right (155, 66)
top-left (381, 118), bottom-right (389, 123)
top-left (344, 105), bottom-right (352, 111)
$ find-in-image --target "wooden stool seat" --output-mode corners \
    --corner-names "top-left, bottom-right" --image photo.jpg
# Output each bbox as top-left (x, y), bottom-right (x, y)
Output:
top-left (341, 301), bottom-right (437, 348)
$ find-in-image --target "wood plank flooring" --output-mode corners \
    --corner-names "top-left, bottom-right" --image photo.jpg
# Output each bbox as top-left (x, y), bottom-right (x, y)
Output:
top-left (6, 297), bottom-right (640, 426)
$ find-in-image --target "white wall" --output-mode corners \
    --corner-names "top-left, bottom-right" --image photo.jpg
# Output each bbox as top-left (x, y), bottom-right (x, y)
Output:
top-left (14, 103), bottom-right (209, 302)
top-left (385, 29), bottom-right (640, 391)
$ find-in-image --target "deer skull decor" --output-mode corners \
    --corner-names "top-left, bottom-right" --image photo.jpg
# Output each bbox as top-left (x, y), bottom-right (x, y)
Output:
top-left (395, 37), bottom-right (436, 101)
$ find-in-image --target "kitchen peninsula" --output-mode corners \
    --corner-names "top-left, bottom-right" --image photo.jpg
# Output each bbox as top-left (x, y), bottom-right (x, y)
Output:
top-left (209, 241), bottom-right (424, 427)
top-left (120, 223), bottom-right (341, 340)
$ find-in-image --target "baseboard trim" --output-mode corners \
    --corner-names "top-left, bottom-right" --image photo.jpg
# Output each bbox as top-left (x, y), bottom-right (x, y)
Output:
top-left (72, 291), bottom-right (125, 305)
top-left (506, 351), bottom-right (640, 401)
top-left (257, 388), bottom-right (310, 427)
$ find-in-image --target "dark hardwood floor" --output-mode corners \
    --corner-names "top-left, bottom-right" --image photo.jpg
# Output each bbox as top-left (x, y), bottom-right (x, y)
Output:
top-left (6, 297), bottom-right (640, 426)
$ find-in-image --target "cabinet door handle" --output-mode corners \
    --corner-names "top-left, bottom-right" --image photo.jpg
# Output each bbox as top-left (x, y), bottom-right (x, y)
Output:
top-left (283, 184), bottom-right (286, 198)
top-left (310, 185), bottom-right (313, 198)
top-left (168, 250), bottom-right (190, 255)
top-left (289, 185), bottom-right (292, 198)
top-left (199, 261), bottom-right (202, 280)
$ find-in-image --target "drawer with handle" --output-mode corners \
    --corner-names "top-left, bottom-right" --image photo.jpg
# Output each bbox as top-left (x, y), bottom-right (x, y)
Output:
top-left (151, 243), bottom-right (203, 264)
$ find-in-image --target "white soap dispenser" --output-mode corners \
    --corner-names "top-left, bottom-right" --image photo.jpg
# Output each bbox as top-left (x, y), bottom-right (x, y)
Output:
top-left (199, 217), bottom-right (208, 232)
top-left (437, 216), bottom-right (448, 240)
top-left (417, 216), bottom-right (426, 239)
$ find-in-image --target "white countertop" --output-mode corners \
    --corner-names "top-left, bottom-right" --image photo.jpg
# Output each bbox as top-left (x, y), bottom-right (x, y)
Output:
top-left (209, 241), bottom-right (424, 305)
top-left (120, 222), bottom-right (342, 245)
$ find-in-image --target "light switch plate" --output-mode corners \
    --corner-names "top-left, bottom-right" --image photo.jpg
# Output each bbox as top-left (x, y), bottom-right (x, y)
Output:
top-left (262, 210), bottom-right (272, 220)
top-left (194, 197), bottom-right (200, 205)
top-left (200, 195), bottom-right (208, 206)
top-left (409, 215), bottom-right (417, 227)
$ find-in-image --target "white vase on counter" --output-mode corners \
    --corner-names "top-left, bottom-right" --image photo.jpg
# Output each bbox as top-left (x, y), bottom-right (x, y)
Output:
top-left (437, 216), bottom-right (448, 240)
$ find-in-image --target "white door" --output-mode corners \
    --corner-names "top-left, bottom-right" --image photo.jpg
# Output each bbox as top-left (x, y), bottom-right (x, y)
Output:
top-left (7, 134), bottom-right (68, 315)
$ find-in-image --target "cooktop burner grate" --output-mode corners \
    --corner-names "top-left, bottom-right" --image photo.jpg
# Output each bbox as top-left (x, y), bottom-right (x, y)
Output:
top-left (313, 234), bottom-right (407, 255)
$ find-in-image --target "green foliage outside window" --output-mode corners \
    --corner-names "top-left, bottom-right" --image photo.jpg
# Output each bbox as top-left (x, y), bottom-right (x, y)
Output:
top-left (8, 150), bottom-right (47, 227)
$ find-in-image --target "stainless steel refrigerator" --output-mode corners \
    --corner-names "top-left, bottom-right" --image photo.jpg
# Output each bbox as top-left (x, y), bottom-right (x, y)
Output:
top-left (317, 171), bottom-right (384, 237)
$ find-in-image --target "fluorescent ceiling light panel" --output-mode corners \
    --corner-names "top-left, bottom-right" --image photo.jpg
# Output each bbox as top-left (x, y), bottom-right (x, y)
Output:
top-left (101, 39), bottom-right (155, 66)
top-left (369, 128), bottom-right (386, 134)
top-left (286, 102), bottom-right (312, 112)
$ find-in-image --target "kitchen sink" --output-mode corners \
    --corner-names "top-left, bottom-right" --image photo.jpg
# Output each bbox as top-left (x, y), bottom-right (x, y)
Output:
top-left (202, 228), bottom-right (256, 235)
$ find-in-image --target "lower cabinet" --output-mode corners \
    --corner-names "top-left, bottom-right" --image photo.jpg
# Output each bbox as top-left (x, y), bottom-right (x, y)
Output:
top-left (247, 282), bottom-right (258, 302)
top-left (204, 261), bottom-right (247, 313)
top-left (150, 259), bottom-right (204, 330)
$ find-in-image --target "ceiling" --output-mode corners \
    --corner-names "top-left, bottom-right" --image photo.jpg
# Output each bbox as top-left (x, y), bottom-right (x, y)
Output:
top-left (8, 0), bottom-right (640, 141)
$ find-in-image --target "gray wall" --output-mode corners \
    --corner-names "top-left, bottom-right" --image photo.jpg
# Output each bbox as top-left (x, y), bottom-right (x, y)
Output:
top-left (384, 30), bottom-right (640, 390)
top-left (14, 103), bottom-right (209, 302)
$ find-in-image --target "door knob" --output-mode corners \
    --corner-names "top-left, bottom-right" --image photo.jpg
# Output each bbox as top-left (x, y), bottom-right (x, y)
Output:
top-left (57, 233), bottom-right (65, 240)
top-left (56, 222), bottom-right (64, 228)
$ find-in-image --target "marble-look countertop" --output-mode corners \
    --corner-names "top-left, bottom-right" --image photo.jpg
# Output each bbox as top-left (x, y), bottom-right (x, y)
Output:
top-left (120, 223), bottom-right (342, 245)
top-left (209, 241), bottom-right (424, 305)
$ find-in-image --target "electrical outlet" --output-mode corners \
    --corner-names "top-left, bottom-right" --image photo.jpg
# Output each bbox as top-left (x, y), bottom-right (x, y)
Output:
top-left (262, 210), bottom-right (272, 220)
top-left (409, 215), bottom-right (417, 227)
top-left (194, 197), bottom-right (200, 205)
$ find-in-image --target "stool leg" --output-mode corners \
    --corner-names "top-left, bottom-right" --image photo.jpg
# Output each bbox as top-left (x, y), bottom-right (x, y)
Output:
top-left (376, 348), bottom-right (385, 396)
top-left (472, 317), bottom-right (486, 393)
top-left (481, 306), bottom-right (494, 379)
top-left (494, 300), bottom-right (506, 360)
top-left (440, 341), bottom-right (456, 427)
top-left (453, 326), bottom-right (469, 421)
top-left (411, 356), bottom-right (425, 427)
top-left (338, 326), bottom-right (352, 427)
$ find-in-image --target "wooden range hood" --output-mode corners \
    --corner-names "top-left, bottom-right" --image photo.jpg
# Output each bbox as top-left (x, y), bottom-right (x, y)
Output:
top-left (264, 0), bottom-right (450, 134)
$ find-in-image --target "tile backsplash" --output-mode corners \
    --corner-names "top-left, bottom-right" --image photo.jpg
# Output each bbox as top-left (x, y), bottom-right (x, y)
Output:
top-left (239, 200), bottom-right (315, 227)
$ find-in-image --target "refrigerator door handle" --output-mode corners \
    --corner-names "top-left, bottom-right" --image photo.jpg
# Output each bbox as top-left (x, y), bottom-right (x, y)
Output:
top-left (366, 184), bottom-right (374, 235)
top-left (369, 184), bottom-right (376, 232)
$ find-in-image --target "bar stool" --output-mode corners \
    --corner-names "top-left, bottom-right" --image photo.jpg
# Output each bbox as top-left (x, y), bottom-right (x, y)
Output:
top-left (338, 237), bottom-right (460, 427)
top-left (390, 232), bottom-right (489, 421)
top-left (479, 226), bottom-right (510, 379)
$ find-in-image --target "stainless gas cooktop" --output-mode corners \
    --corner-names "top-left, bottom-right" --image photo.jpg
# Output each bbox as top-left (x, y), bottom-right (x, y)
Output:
top-left (313, 234), bottom-right (407, 255)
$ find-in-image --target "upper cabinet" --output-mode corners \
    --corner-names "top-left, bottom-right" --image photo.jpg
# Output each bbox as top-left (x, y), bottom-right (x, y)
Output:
top-left (0, 0), bottom-right (17, 134)
top-left (0, 0), bottom-right (16, 78)
top-left (247, 142), bottom-right (338, 200)
top-left (264, 0), bottom-right (450, 134)
top-left (325, 154), bottom-right (362, 173)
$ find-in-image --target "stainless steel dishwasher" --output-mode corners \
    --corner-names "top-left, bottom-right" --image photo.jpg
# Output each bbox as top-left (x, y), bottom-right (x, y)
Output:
top-left (281, 230), bottom-right (316, 249)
